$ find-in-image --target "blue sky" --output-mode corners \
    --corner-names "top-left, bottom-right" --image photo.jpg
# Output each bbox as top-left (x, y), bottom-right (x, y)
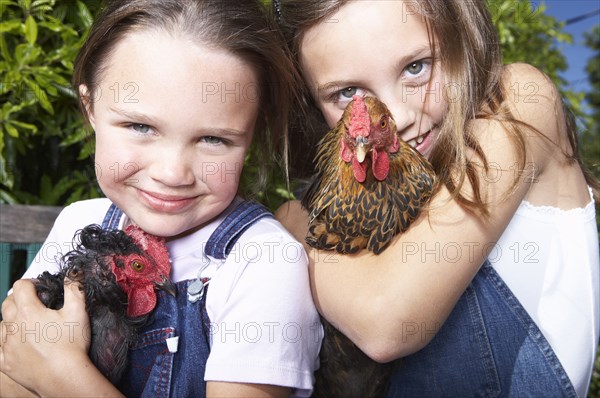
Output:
top-left (531, 0), bottom-right (599, 97)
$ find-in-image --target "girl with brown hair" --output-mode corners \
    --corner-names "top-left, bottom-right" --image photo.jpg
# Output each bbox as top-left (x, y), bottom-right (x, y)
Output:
top-left (0, 1), bottom-right (322, 396)
top-left (275, 0), bottom-right (599, 395)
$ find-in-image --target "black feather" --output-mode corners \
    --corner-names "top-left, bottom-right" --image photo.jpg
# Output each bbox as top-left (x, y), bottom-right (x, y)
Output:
top-left (33, 225), bottom-right (152, 384)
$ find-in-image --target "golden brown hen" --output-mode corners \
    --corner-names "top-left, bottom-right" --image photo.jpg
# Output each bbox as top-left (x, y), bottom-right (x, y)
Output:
top-left (302, 95), bottom-right (437, 397)
top-left (303, 95), bottom-right (436, 255)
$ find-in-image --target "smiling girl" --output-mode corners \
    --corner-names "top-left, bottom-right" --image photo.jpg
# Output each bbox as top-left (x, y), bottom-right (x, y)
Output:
top-left (0, 1), bottom-right (322, 397)
top-left (275, 0), bottom-right (599, 395)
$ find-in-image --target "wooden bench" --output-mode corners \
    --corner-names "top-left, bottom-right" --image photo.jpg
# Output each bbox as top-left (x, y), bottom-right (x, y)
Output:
top-left (0, 204), bottom-right (63, 300)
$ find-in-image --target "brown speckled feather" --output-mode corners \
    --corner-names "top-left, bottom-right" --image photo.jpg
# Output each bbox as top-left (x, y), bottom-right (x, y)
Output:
top-left (303, 98), bottom-right (436, 255)
top-left (302, 97), bottom-right (437, 397)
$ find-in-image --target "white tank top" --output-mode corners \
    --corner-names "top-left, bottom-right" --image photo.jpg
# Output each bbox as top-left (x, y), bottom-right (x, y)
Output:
top-left (491, 188), bottom-right (599, 397)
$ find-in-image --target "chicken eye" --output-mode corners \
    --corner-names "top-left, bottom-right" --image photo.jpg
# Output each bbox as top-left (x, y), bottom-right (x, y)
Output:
top-left (130, 260), bottom-right (145, 272)
top-left (380, 117), bottom-right (387, 129)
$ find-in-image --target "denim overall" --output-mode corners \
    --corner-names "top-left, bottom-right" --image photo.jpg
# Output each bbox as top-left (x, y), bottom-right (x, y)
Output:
top-left (387, 261), bottom-right (577, 398)
top-left (100, 201), bottom-right (272, 397)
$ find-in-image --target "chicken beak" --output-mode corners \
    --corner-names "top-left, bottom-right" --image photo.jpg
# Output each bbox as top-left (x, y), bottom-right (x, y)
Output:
top-left (155, 276), bottom-right (177, 297)
top-left (355, 137), bottom-right (368, 163)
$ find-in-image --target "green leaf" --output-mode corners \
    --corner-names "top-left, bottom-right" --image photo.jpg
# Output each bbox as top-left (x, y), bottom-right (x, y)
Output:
top-left (78, 138), bottom-right (95, 160)
top-left (19, 0), bottom-right (33, 11)
top-left (25, 79), bottom-right (53, 114)
top-left (62, 126), bottom-right (89, 146)
top-left (65, 186), bottom-right (84, 204)
top-left (24, 15), bottom-right (37, 44)
top-left (39, 174), bottom-right (78, 205)
top-left (0, 144), bottom-right (15, 190)
top-left (31, 0), bottom-right (53, 14)
top-left (0, 19), bottom-right (21, 33)
top-left (14, 43), bottom-right (41, 64)
top-left (38, 174), bottom-right (52, 201)
top-left (10, 120), bottom-right (38, 133)
top-left (76, 1), bottom-right (93, 29)
top-left (275, 187), bottom-right (295, 200)
top-left (14, 43), bottom-right (28, 63)
top-left (0, 189), bottom-right (18, 205)
top-left (4, 122), bottom-right (19, 138)
top-left (0, 33), bottom-right (13, 62)
top-left (38, 20), bottom-right (63, 32)
top-left (55, 84), bottom-right (75, 98)
top-left (0, 124), bottom-right (4, 157)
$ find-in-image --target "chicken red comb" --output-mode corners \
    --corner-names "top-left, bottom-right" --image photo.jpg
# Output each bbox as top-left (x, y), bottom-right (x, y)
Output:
top-left (110, 225), bottom-right (172, 318)
top-left (349, 95), bottom-right (370, 138)
top-left (125, 225), bottom-right (171, 272)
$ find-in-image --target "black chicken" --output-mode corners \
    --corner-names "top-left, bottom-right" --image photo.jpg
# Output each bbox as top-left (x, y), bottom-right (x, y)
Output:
top-left (34, 224), bottom-right (176, 384)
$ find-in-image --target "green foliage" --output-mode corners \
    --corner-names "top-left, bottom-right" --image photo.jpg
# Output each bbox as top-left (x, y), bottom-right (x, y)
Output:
top-left (0, 0), bottom-right (101, 204)
top-left (240, 143), bottom-right (295, 212)
top-left (488, 0), bottom-right (571, 82)
top-left (486, 0), bottom-right (589, 118)
top-left (582, 25), bottom-right (600, 180)
top-left (582, 23), bottom-right (600, 233)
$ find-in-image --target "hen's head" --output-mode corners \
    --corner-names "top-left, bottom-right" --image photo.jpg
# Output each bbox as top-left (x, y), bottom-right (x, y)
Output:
top-left (109, 225), bottom-right (176, 318)
top-left (65, 224), bottom-right (176, 319)
top-left (339, 95), bottom-right (399, 182)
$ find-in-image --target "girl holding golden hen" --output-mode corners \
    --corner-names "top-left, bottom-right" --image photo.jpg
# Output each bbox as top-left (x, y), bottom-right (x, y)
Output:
top-left (275, 0), bottom-right (599, 396)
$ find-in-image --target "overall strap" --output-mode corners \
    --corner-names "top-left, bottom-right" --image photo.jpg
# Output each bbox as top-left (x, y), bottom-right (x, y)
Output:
top-left (101, 203), bottom-right (124, 230)
top-left (204, 200), bottom-right (272, 260)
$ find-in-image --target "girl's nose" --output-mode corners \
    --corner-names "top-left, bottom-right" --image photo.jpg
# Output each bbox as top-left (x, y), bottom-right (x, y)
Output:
top-left (148, 146), bottom-right (195, 187)
top-left (382, 96), bottom-right (416, 136)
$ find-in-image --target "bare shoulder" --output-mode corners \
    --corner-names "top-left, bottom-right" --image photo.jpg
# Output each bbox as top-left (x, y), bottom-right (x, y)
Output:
top-left (499, 63), bottom-right (565, 140)
top-left (275, 200), bottom-right (309, 244)
top-left (498, 63), bottom-right (590, 207)
top-left (501, 62), bottom-right (557, 97)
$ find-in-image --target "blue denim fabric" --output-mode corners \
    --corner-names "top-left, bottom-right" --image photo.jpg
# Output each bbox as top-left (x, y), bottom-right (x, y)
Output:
top-left (117, 280), bottom-right (211, 397)
top-left (387, 261), bottom-right (577, 398)
top-left (102, 201), bottom-right (272, 397)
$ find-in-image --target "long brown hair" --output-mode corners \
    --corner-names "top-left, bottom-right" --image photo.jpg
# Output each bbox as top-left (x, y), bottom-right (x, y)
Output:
top-left (276, 0), bottom-right (598, 216)
top-left (73, 0), bottom-right (299, 192)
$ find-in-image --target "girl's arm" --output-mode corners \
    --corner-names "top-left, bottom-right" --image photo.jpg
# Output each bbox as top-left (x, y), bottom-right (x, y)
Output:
top-left (0, 282), bottom-right (291, 398)
top-left (0, 280), bottom-right (124, 398)
top-left (277, 64), bottom-right (583, 362)
top-left (207, 382), bottom-right (289, 397)
top-left (0, 373), bottom-right (37, 397)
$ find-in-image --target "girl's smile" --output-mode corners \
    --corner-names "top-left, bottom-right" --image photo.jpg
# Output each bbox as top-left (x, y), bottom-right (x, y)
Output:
top-left (85, 30), bottom-right (259, 238)
top-left (405, 127), bottom-right (436, 153)
top-left (299, 0), bottom-right (448, 159)
top-left (136, 188), bottom-right (200, 214)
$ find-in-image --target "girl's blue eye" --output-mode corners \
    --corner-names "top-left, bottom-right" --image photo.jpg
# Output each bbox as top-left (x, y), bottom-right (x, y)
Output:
top-left (340, 87), bottom-right (358, 98)
top-left (406, 61), bottom-right (424, 75)
top-left (201, 136), bottom-right (224, 145)
top-left (332, 87), bottom-right (366, 107)
top-left (131, 124), bottom-right (150, 134)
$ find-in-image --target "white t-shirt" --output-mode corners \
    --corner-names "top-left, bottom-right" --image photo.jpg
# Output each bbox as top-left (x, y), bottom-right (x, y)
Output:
top-left (492, 189), bottom-right (599, 397)
top-left (22, 198), bottom-right (323, 396)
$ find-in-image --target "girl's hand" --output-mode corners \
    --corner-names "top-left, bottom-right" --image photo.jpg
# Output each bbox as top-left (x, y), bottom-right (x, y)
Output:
top-left (1, 279), bottom-right (104, 396)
